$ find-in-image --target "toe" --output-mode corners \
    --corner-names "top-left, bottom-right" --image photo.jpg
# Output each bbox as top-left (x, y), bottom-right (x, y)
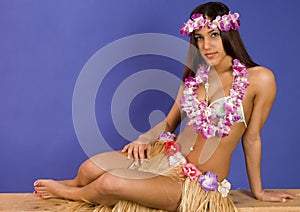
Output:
top-left (41, 194), bottom-right (52, 199)
top-left (35, 186), bottom-right (45, 192)
top-left (34, 180), bottom-right (41, 187)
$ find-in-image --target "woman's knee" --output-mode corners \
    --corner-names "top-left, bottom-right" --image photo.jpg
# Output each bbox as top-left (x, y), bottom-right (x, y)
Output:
top-left (74, 159), bottom-right (103, 186)
top-left (78, 159), bottom-right (98, 176)
top-left (93, 172), bottom-right (125, 196)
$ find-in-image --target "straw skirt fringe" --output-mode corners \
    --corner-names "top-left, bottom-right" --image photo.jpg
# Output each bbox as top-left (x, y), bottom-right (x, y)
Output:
top-left (73, 141), bottom-right (237, 212)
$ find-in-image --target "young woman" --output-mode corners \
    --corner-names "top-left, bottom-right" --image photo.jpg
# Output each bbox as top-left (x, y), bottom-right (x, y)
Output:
top-left (34, 2), bottom-right (295, 211)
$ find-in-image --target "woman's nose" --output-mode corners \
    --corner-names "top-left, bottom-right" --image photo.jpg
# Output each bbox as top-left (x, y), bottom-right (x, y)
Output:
top-left (203, 39), bottom-right (211, 49)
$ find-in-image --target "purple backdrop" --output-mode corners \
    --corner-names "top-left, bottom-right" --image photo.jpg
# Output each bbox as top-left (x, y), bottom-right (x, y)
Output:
top-left (0, 0), bottom-right (299, 192)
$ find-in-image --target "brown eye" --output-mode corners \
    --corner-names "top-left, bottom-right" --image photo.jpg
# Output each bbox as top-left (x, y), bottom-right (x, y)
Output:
top-left (194, 36), bottom-right (203, 42)
top-left (211, 32), bottom-right (220, 38)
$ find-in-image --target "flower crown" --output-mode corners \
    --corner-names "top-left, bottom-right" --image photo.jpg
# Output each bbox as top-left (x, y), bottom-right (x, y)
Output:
top-left (180, 11), bottom-right (240, 36)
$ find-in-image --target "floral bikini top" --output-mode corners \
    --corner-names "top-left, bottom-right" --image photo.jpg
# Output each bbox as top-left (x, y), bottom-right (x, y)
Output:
top-left (180, 59), bottom-right (249, 139)
top-left (209, 96), bottom-right (247, 127)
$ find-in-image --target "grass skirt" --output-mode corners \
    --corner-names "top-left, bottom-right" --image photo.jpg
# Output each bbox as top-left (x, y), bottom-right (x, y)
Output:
top-left (74, 141), bottom-right (237, 212)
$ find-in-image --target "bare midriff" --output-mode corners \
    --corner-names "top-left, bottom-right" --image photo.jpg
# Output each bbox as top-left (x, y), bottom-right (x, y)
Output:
top-left (184, 123), bottom-right (246, 181)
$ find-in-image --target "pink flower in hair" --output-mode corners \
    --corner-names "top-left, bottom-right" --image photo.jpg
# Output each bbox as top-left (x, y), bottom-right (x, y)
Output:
top-left (180, 11), bottom-right (240, 35)
top-left (229, 12), bottom-right (240, 30)
top-left (192, 14), bottom-right (208, 30)
top-left (219, 12), bottom-right (240, 31)
top-left (219, 14), bottom-right (232, 31)
top-left (180, 19), bottom-right (194, 36)
top-left (209, 16), bottom-right (221, 31)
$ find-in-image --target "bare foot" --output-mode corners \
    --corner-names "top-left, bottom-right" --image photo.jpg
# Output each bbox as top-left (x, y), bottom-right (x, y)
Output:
top-left (33, 179), bottom-right (77, 200)
top-left (57, 179), bottom-right (78, 187)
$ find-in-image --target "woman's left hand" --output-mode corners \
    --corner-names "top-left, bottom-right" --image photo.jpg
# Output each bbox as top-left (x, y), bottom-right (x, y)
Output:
top-left (256, 190), bottom-right (296, 202)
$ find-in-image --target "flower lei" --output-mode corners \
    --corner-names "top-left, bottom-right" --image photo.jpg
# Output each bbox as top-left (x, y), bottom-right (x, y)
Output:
top-left (180, 59), bottom-right (249, 139)
top-left (158, 132), bottom-right (231, 197)
top-left (180, 11), bottom-right (240, 36)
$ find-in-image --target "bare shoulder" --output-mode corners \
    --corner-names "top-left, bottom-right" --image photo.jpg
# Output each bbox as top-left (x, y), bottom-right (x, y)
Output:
top-left (247, 66), bottom-right (276, 89)
top-left (248, 66), bottom-right (275, 80)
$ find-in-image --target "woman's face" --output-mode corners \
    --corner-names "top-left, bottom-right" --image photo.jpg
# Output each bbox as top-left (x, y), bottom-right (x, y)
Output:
top-left (194, 26), bottom-right (227, 67)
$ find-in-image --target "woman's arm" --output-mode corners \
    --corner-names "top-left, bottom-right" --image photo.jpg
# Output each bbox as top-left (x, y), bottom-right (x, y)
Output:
top-left (242, 67), bottom-right (295, 202)
top-left (122, 84), bottom-right (184, 160)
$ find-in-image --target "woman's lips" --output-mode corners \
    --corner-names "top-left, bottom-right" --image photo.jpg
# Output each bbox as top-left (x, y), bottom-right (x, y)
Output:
top-left (205, 52), bottom-right (217, 58)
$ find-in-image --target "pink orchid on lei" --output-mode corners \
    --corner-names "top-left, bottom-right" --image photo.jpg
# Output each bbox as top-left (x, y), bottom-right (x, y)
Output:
top-left (180, 11), bottom-right (240, 36)
top-left (180, 59), bottom-right (249, 139)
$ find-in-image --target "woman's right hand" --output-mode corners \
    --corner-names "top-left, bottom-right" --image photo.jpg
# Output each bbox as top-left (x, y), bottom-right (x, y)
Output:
top-left (121, 141), bottom-right (152, 163)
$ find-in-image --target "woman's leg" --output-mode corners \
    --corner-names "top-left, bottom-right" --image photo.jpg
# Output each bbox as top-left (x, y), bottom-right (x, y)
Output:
top-left (34, 151), bottom-right (134, 188)
top-left (34, 169), bottom-right (182, 211)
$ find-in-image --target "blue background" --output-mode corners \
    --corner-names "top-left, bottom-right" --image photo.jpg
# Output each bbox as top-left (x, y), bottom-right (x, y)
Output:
top-left (1, 0), bottom-right (300, 192)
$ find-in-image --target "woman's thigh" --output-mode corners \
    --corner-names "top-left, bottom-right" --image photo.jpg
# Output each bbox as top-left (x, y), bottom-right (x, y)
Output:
top-left (107, 169), bottom-right (183, 211)
top-left (89, 151), bottom-right (134, 172)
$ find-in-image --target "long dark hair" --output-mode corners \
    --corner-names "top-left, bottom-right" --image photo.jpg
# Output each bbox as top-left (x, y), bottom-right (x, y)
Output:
top-left (182, 2), bottom-right (258, 80)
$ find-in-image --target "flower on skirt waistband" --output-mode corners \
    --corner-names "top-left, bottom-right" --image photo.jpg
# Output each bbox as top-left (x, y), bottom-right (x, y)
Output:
top-left (168, 152), bottom-right (187, 168)
top-left (218, 178), bottom-right (231, 197)
top-left (159, 132), bottom-right (231, 197)
top-left (198, 171), bottom-right (219, 191)
top-left (158, 132), bottom-right (176, 142)
top-left (182, 164), bottom-right (231, 197)
top-left (165, 141), bottom-right (180, 157)
top-left (182, 163), bottom-right (202, 181)
top-left (159, 132), bottom-right (187, 167)
top-left (165, 140), bottom-right (186, 167)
